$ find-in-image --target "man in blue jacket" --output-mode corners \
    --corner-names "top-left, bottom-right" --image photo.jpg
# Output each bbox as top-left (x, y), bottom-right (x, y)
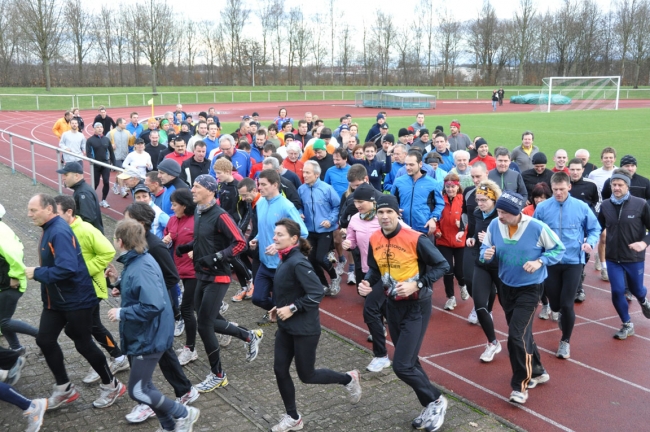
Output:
top-left (299, 161), bottom-right (342, 296)
top-left (250, 170), bottom-right (308, 325)
top-left (534, 172), bottom-right (600, 359)
top-left (391, 151), bottom-right (444, 236)
top-left (432, 133), bottom-right (455, 172)
top-left (25, 194), bottom-right (125, 410)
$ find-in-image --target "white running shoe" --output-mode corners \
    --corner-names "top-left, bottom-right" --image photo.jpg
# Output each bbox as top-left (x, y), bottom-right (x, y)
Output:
top-left (347, 271), bottom-right (356, 285)
top-left (538, 304), bottom-right (551, 320)
top-left (174, 406), bottom-right (200, 432)
top-left (271, 413), bottom-right (304, 432)
top-left (93, 379), bottom-right (126, 409)
top-left (217, 333), bottom-right (232, 347)
top-left (110, 356), bottom-right (130, 375)
top-left (422, 395), bottom-right (448, 432)
top-left (460, 285), bottom-right (469, 301)
top-left (47, 383), bottom-right (79, 410)
top-left (24, 398), bottom-right (47, 432)
top-left (99, 200), bottom-right (110, 208)
top-left (551, 311), bottom-right (560, 321)
top-left (176, 386), bottom-right (200, 405)
top-left (245, 329), bottom-right (264, 362)
top-left (335, 257), bottom-right (347, 276)
top-left (220, 301), bottom-right (229, 315)
top-left (480, 341), bottom-right (502, 363)
top-left (174, 319), bottom-right (185, 337)
top-left (196, 372), bottom-right (228, 393)
top-left (467, 308), bottom-right (478, 325)
top-left (443, 297), bottom-right (457, 311)
top-left (177, 347), bottom-right (198, 366)
top-left (112, 183), bottom-right (120, 194)
top-left (594, 253), bottom-right (601, 271)
top-left (366, 356), bottom-right (391, 372)
top-left (329, 275), bottom-right (341, 296)
top-left (344, 370), bottom-right (362, 404)
top-left (125, 403), bottom-right (157, 423)
top-left (509, 390), bottom-right (528, 404)
top-left (82, 366), bottom-right (101, 384)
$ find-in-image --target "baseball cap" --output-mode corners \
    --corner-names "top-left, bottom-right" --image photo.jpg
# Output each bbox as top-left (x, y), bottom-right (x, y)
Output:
top-left (56, 161), bottom-right (83, 174)
top-left (117, 169), bottom-right (143, 180)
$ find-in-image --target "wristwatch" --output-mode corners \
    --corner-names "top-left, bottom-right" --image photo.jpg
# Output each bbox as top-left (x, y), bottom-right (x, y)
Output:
top-left (537, 258), bottom-right (543, 266)
top-left (417, 281), bottom-right (424, 289)
top-left (289, 304), bottom-right (298, 314)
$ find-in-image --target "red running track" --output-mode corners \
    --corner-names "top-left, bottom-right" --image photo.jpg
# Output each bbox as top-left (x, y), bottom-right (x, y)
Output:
top-left (1, 101), bottom-right (650, 431)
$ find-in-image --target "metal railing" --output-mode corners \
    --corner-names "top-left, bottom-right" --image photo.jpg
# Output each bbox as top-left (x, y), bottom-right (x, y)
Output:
top-left (1, 88), bottom-right (648, 111)
top-left (1, 129), bottom-right (123, 194)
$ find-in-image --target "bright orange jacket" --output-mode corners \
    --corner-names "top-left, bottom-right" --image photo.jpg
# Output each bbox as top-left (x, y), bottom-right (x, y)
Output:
top-left (52, 118), bottom-right (71, 139)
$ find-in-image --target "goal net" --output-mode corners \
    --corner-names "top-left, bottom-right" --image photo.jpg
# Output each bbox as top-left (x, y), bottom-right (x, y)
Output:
top-left (536, 76), bottom-right (621, 112)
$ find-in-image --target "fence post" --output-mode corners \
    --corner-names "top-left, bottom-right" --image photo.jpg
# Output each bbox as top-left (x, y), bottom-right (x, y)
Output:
top-left (108, 95), bottom-right (111, 107)
top-left (231, 93), bottom-right (234, 102)
top-left (30, 141), bottom-right (37, 185)
top-left (56, 151), bottom-right (63, 194)
top-left (36, 95), bottom-right (39, 110)
top-left (250, 92), bottom-right (252, 102)
top-left (178, 93), bottom-right (180, 104)
top-left (213, 92), bottom-right (216, 103)
top-left (71, 96), bottom-right (75, 109)
top-left (160, 94), bottom-right (163, 105)
top-left (268, 92), bottom-right (270, 102)
top-left (196, 93), bottom-right (198, 103)
top-left (9, 134), bottom-right (15, 173)
top-left (323, 91), bottom-right (325, 100)
top-left (91, 95), bottom-right (94, 108)
top-left (143, 94), bottom-right (145, 106)
top-left (126, 94), bottom-right (129, 106)
top-left (90, 161), bottom-right (95, 189)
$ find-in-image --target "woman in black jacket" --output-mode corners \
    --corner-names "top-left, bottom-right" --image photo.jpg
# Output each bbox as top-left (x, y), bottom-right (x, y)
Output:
top-left (468, 180), bottom-right (503, 363)
top-left (269, 218), bottom-right (361, 432)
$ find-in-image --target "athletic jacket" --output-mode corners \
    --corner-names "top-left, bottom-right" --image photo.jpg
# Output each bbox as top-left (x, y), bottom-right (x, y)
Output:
top-left (511, 145), bottom-right (539, 172)
top-left (33, 216), bottom-right (98, 311)
top-left (298, 179), bottom-right (340, 233)
top-left (86, 134), bottom-right (115, 164)
top-left (469, 155), bottom-right (496, 171)
top-left (69, 216), bottom-right (115, 299)
top-left (480, 214), bottom-right (565, 287)
top-left (255, 194), bottom-right (308, 269)
top-left (283, 159), bottom-right (304, 183)
top-left (364, 123), bottom-right (381, 143)
top-left (448, 133), bottom-right (471, 152)
top-left (391, 171), bottom-right (444, 234)
top-left (569, 177), bottom-right (600, 213)
top-left (383, 161), bottom-right (404, 192)
top-left (602, 173), bottom-right (650, 205)
top-left (534, 196), bottom-right (601, 265)
top-left (436, 149), bottom-right (455, 172)
top-left (0, 220), bottom-right (26, 292)
top-left (217, 178), bottom-right (240, 222)
top-left (92, 114), bottom-right (116, 132)
top-left (180, 156), bottom-right (211, 187)
top-left (434, 194), bottom-right (466, 248)
top-left (117, 250), bottom-right (174, 356)
top-left (145, 231), bottom-right (180, 290)
top-left (161, 177), bottom-right (189, 216)
top-left (488, 169), bottom-right (528, 201)
top-left (598, 196), bottom-right (650, 263)
top-left (521, 168), bottom-right (554, 198)
top-left (213, 149), bottom-right (251, 178)
top-left (273, 247), bottom-right (323, 336)
top-left (70, 179), bottom-right (104, 233)
top-left (323, 165), bottom-right (350, 198)
top-left (52, 118), bottom-right (71, 138)
top-left (365, 224), bottom-right (449, 301)
top-left (311, 154), bottom-right (335, 181)
top-left (164, 214), bottom-right (195, 279)
top-left (470, 207), bottom-right (499, 269)
top-left (192, 204), bottom-right (247, 283)
top-left (348, 156), bottom-right (391, 191)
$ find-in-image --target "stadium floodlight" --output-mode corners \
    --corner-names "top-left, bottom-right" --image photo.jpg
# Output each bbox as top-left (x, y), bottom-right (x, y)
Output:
top-left (540, 76), bottom-right (621, 113)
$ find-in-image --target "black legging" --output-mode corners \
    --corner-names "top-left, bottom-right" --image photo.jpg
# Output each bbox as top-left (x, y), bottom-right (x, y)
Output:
top-left (438, 245), bottom-right (466, 298)
top-left (472, 265), bottom-right (500, 343)
top-left (92, 164), bottom-right (111, 200)
top-left (228, 256), bottom-right (252, 288)
top-left (462, 248), bottom-right (476, 298)
top-left (363, 280), bottom-right (387, 357)
top-left (180, 278), bottom-right (197, 350)
top-left (307, 232), bottom-right (337, 286)
top-left (91, 302), bottom-right (122, 358)
top-left (36, 307), bottom-right (113, 385)
top-left (545, 264), bottom-right (583, 342)
top-left (274, 328), bottom-right (350, 416)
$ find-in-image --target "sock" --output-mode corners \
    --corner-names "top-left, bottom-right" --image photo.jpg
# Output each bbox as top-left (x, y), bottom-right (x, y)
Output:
top-left (287, 410), bottom-right (300, 421)
top-left (348, 263), bottom-right (354, 272)
top-left (114, 355), bottom-right (126, 363)
top-left (186, 345), bottom-right (195, 351)
top-left (490, 340), bottom-right (498, 346)
top-left (601, 262), bottom-right (607, 268)
top-left (339, 256), bottom-right (345, 263)
top-left (216, 372), bottom-right (224, 378)
top-left (56, 382), bottom-right (71, 392)
top-left (343, 374), bottom-right (352, 385)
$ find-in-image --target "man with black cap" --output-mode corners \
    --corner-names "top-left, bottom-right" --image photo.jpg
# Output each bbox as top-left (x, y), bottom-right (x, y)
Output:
top-left (601, 155), bottom-right (650, 205)
top-left (372, 123), bottom-right (391, 149)
top-left (57, 161), bottom-right (104, 233)
top-left (158, 159), bottom-right (189, 216)
top-left (364, 113), bottom-right (386, 143)
top-left (361, 194), bottom-right (450, 432)
top-left (597, 168), bottom-right (650, 340)
top-left (480, 191), bottom-right (565, 404)
top-left (469, 138), bottom-right (495, 170)
top-left (397, 128), bottom-right (412, 149)
top-left (411, 129), bottom-right (432, 153)
top-left (86, 122), bottom-right (116, 208)
top-left (521, 152), bottom-right (554, 198)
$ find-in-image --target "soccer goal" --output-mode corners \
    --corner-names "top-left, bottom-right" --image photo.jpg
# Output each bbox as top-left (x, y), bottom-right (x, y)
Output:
top-left (539, 76), bottom-right (621, 112)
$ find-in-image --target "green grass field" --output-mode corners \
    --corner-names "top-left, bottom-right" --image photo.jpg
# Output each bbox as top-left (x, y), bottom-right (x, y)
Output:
top-left (1, 85), bottom-right (649, 111)
top-left (219, 109), bottom-right (650, 177)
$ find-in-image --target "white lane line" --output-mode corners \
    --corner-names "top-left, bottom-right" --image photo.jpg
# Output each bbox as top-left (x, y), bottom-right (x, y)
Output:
top-left (319, 308), bottom-right (575, 432)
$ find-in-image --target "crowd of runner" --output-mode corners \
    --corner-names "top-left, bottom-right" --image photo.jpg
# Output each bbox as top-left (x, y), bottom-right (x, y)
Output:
top-left (0, 105), bottom-right (649, 432)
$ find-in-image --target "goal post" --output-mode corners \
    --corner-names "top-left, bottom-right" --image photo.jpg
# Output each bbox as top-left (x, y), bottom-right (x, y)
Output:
top-left (541, 76), bottom-right (621, 113)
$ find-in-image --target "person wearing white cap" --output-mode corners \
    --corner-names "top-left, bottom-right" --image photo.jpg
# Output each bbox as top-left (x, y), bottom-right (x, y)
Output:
top-left (119, 139), bottom-right (152, 196)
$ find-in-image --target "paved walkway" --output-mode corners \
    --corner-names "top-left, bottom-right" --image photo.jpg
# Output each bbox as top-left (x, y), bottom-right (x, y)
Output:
top-left (0, 164), bottom-right (516, 432)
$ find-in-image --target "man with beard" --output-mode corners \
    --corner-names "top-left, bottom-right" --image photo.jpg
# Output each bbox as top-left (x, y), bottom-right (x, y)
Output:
top-left (521, 152), bottom-right (554, 198)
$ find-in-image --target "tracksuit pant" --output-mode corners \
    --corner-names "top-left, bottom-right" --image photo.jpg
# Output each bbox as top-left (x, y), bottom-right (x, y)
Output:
top-left (252, 264), bottom-right (276, 311)
top-left (91, 302), bottom-right (123, 358)
top-left (607, 261), bottom-right (648, 323)
top-left (437, 246), bottom-right (465, 298)
top-left (307, 232), bottom-right (337, 287)
top-left (0, 288), bottom-right (38, 350)
top-left (500, 283), bottom-right (546, 393)
top-left (386, 297), bottom-right (441, 407)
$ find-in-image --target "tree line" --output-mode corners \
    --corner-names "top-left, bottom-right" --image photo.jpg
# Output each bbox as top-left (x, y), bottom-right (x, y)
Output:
top-left (1, 0), bottom-right (649, 91)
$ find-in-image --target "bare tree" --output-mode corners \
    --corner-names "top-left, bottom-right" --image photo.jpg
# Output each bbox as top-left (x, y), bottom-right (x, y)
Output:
top-left (310, 13), bottom-right (327, 84)
top-left (574, 0), bottom-right (603, 76)
top-left (199, 20), bottom-right (224, 85)
top-left (373, 11), bottom-right (394, 86)
top-left (329, 0), bottom-right (335, 84)
top-left (615, 0), bottom-right (641, 81)
top-left (513, 0), bottom-right (536, 85)
top-left (185, 19), bottom-right (198, 85)
top-left (270, 1), bottom-right (284, 85)
top-left (223, 0), bottom-right (248, 85)
top-left (467, 0), bottom-right (501, 85)
top-left (137, 0), bottom-right (174, 93)
top-left (551, 0), bottom-right (579, 76)
top-left (14, 0), bottom-right (63, 90)
top-left (290, 8), bottom-right (312, 90)
top-left (64, 0), bottom-right (93, 85)
top-left (0, 0), bottom-right (20, 85)
top-left (630, 0), bottom-right (650, 87)
top-left (437, 9), bottom-right (462, 88)
top-left (418, 0), bottom-right (435, 79)
top-left (338, 24), bottom-right (352, 85)
top-left (393, 25), bottom-right (411, 85)
top-left (257, 0), bottom-right (276, 85)
top-left (94, 6), bottom-right (115, 86)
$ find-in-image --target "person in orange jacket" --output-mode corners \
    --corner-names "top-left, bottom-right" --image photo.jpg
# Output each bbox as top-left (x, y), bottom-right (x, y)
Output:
top-left (434, 172), bottom-right (468, 311)
top-left (52, 111), bottom-right (72, 139)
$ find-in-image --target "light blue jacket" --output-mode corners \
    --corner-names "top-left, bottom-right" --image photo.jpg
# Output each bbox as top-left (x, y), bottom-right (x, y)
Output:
top-left (255, 194), bottom-right (308, 269)
top-left (298, 179), bottom-right (340, 233)
top-left (533, 196), bottom-right (601, 265)
top-left (391, 171), bottom-right (444, 234)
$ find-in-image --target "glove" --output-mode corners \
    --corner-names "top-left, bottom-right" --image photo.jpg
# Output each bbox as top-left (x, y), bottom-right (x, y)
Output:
top-left (176, 243), bottom-right (193, 257)
top-left (198, 252), bottom-right (223, 269)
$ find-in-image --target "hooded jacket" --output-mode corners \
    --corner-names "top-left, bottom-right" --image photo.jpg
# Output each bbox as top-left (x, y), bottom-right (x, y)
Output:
top-left (533, 196), bottom-right (601, 265)
top-left (434, 194), bottom-right (466, 248)
top-left (33, 216), bottom-right (98, 311)
top-left (391, 170), bottom-right (444, 234)
top-left (70, 178), bottom-right (104, 233)
top-left (117, 250), bottom-right (174, 356)
top-left (164, 214), bottom-right (195, 279)
top-left (0, 220), bottom-right (27, 292)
